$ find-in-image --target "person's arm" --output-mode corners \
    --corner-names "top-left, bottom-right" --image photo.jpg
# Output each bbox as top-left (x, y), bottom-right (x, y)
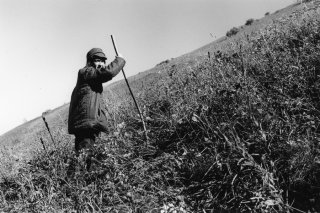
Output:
top-left (82, 56), bottom-right (126, 83)
top-left (102, 56), bottom-right (126, 79)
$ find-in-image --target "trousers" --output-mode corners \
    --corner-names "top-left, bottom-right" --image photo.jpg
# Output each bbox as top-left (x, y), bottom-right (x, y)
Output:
top-left (74, 132), bottom-right (98, 170)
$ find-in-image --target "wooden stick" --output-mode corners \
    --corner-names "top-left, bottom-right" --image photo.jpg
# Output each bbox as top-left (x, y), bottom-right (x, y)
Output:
top-left (110, 35), bottom-right (148, 142)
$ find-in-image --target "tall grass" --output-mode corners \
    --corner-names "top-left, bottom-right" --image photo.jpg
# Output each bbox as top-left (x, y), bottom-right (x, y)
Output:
top-left (1, 4), bottom-right (320, 212)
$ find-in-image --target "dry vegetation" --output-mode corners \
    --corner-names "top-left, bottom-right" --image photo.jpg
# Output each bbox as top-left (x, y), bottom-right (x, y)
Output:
top-left (1, 1), bottom-right (320, 212)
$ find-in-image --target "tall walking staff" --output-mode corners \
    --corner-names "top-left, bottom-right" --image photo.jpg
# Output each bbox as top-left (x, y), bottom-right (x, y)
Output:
top-left (110, 35), bottom-right (148, 142)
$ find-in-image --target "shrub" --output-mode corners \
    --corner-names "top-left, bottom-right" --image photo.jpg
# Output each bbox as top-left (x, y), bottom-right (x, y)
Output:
top-left (245, 18), bottom-right (254, 25)
top-left (156, 59), bottom-right (170, 67)
top-left (226, 27), bottom-right (239, 37)
top-left (265, 12), bottom-right (270, 16)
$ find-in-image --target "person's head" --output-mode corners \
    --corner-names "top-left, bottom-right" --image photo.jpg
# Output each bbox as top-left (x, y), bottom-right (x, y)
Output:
top-left (86, 48), bottom-right (107, 69)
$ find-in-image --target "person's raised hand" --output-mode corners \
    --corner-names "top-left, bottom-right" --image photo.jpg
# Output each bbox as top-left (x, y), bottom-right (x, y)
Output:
top-left (117, 53), bottom-right (124, 58)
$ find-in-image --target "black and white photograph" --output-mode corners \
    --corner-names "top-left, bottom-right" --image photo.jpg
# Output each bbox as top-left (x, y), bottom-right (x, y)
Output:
top-left (0, 0), bottom-right (319, 212)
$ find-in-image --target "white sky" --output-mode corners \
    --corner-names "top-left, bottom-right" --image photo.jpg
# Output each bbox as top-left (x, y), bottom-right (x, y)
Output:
top-left (0, 0), bottom-right (294, 135)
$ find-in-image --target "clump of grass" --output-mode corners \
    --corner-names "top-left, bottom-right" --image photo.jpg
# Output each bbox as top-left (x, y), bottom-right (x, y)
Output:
top-left (136, 6), bottom-right (320, 212)
top-left (0, 134), bottom-right (188, 212)
top-left (1, 4), bottom-right (320, 213)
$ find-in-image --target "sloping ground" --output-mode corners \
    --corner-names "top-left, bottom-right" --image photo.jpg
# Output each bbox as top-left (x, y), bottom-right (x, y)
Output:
top-left (1, 1), bottom-right (320, 212)
top-left (0, 0), bottom-right (311, 179)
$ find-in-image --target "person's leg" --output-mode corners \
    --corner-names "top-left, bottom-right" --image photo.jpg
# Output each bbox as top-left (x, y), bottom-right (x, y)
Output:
top-left (74, 132), bottom-right (96, 170)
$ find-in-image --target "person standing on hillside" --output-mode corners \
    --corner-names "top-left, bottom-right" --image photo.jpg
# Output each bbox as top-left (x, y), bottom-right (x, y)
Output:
top-left (68, 48), bottom-right (125, 155)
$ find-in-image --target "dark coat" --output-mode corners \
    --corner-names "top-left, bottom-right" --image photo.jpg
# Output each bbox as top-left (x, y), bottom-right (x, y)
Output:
top-left (68, 57), bottom-right (125, 135)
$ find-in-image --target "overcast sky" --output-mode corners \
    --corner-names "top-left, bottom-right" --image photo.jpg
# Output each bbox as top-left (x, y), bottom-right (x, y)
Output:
top-left (0, 0), bottom-right (294, 135)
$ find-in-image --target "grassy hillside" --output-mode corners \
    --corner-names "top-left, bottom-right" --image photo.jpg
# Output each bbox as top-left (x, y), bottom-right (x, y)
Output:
top-left (1, 1), bottom-right (320, 212)
top-left (0, 1), bottom-right (306, 172)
